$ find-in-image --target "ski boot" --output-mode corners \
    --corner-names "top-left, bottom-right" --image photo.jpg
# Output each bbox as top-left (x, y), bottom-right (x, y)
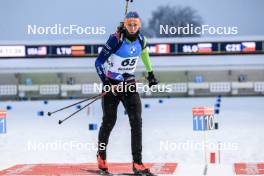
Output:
top-left (97, 152), bottom-right (111, 175)
top-left (132, 162), bottom-right (156, 176)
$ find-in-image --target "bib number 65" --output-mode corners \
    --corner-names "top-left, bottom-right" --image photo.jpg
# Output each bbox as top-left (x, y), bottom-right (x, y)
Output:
top-left (121, 58), bottom-right (136, 66)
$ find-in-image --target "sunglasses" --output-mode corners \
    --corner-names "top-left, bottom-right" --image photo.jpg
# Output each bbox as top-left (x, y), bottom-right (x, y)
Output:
top-left (127, 23), bottom-right (139, 27)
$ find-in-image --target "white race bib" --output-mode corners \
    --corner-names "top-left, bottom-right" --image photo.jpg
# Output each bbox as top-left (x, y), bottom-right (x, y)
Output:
top-left (107, 54), bottom-right (139, 74)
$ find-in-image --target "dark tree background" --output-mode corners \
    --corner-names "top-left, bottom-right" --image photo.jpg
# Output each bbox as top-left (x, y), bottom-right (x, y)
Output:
top-left (141, 5), bottom-right (203, 38)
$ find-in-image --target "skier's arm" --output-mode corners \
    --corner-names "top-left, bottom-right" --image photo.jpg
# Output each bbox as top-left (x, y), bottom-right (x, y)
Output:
top-left (140, 36), bottom-right (153, 73)
top-left (140, 36), bottom-right (158, 87)
top-left (95, 34), bottom-right (119, 83)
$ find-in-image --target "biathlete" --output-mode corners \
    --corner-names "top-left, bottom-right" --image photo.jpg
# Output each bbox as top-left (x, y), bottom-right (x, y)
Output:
top-left (95, 11), bottom-right (158, 175)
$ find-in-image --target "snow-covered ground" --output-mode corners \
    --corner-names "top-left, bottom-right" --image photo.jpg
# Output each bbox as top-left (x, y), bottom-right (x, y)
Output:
top-left (0, 97), bottom-right (263, 175)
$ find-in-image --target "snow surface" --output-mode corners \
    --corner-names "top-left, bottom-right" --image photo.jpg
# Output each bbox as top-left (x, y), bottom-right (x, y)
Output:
top-left (0, 97), bottom-right (263, 175)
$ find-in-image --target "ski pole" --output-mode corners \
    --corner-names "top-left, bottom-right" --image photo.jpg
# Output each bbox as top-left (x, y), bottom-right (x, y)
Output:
top-left (47, 94), bottom-right (102, 117)
top-left (48, 75), bottom-right (143, 117)
top-left (125, 0), bottom-right (133, 16)
top-left (58, 92), bottom-right (107, 125)
top-left (119, 0), bottom-right (134, 40)
top-left (57, 78), bottom-right (145, 125)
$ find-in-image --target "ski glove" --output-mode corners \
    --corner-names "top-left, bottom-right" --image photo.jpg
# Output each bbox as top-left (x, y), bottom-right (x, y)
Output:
top-left (147, 71), bottom-right (158, 87)
top-left (117, 22), bottom-right (125, 33)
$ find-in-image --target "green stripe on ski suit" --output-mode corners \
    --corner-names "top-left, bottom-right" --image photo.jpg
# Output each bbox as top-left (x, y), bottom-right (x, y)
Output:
top-left (140, 36), bottom-right (153, 72)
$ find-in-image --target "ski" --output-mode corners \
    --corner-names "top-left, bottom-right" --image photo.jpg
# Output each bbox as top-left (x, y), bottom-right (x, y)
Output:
top-left (98, 169), bottom-right (113, 176)
top-left (80, 168), bottom-right (113, 175)
top-left (106, 173), bottom-right (157, 176)
top-left (82, 169), bottom-right (156, 176)
top-left (117, 173), bottom-right (157, 176)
